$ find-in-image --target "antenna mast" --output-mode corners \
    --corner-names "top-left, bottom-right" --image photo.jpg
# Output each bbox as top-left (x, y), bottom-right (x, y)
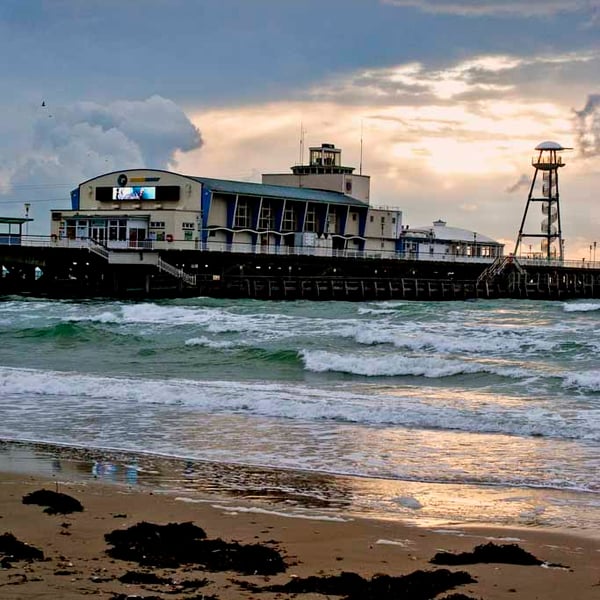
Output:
top-left (299, 123), bottom-right (304, 166)
top-left (359, 120), bottom-right (363, 176)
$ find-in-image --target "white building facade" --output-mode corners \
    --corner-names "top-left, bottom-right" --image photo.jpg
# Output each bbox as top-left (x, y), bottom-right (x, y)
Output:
top-left (49, 145), bottom-right (501, 263)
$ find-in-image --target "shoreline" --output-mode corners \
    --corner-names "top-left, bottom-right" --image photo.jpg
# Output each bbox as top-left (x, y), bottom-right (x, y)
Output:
top-left (1, 465), bottom-right (599, 598)
top-left (1, 438), bottom-right (599, 533)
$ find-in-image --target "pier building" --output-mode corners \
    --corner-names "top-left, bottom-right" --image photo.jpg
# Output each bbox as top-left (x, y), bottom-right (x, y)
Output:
top-left (0, 217), bottom-right (33, 245)
top-left (399, 220), bottom-right (503, 260)
top-left (50, 143), bottom-right (405, 257)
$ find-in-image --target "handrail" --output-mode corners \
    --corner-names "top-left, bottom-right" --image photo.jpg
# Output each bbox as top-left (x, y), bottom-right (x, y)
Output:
top-left (86, 238), bottom-right (110, 260)
top-left (157, 257), bottom-right (196, 287)
top-left (477, 255), bottom-right (526, 285)
top-left (12, 235), bottom-right (600, 271)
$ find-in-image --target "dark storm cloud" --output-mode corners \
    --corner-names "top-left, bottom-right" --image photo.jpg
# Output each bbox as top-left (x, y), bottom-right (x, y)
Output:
top-left (574, 94), bottom-right (600, 157)
top-left (1, 0), bottom-right (595, 111)
top-left (505, 174), bottom-right (530, 193)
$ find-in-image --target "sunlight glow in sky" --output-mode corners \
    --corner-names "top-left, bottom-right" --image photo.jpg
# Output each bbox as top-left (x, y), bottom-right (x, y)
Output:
top-left (0, 0), bottom-right (598, 258)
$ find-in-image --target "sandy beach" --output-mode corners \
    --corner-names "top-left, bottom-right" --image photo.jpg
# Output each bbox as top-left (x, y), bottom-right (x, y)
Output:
top-left (1, 460), bottom-right (599, 600)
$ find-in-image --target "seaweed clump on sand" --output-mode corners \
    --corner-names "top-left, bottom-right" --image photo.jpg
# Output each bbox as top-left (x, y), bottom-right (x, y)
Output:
top-left (105, 521), bottom-right (286, 575)
top-left (0, 532), bottom-right (45, 562)
top-left (22, 489), bottom-right (84, 515)
top-left (430, 542), bottom-right (544, 566)
top-left (258, 568), bottom-right (476, 600)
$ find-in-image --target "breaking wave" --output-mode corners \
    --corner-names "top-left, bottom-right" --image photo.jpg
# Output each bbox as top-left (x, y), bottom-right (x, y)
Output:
top-left (299, 349), bottom-right (534, 379)
top-left (0, 366), bottom-right (597, 442)
top-left (563, 302), bottom-right (600, 312)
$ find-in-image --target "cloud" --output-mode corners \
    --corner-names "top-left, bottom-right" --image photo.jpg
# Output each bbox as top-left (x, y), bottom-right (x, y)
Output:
top-left (32, 95), bottom-right (202, 168)
top-left (309, 52), bottom-right (599, 107)
top-left (179, 47), bottom-right (599, 258)
top-left (574, 94), bottom-right (600, 157)
top-left (383, 0), bottom-right (597, 18)
top-left (505, 174), bottom-right (530, 193)
top-left (0, 95), bottom-right (202, 233)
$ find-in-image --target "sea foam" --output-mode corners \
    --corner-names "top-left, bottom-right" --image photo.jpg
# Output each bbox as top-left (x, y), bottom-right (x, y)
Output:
top-left (563, 302), bottom-right (600, 312)
top-left (299, 349), bottom-right (533, 379)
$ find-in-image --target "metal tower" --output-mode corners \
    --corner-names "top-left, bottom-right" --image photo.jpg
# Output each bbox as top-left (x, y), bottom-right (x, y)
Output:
top-left (514, 141), bottom-right (570, 261)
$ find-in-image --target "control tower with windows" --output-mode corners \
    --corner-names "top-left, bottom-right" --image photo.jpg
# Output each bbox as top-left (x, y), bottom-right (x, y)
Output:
top-left (514, 141), bottom-right (570, 261)
top-left (262, 143), bottom-right (371, 203)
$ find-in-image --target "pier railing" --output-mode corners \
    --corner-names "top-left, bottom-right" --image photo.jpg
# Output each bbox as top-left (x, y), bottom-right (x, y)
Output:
top-left (157, 257), bottom-right (196, 287)
top-left (10, 235), bottom-right (600, 271)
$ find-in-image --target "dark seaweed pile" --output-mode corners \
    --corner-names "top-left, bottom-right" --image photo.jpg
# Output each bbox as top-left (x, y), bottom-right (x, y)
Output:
top-left (431, 542), bottom-right (544, 566)
top-left (22, 489), bottom-right (84, 515)
top-left (0, 532), bottom-right (45, 564)
top-left (105, 521), bottom-right (286, 575)
top-left (256, 568), bottom-right (476, 600)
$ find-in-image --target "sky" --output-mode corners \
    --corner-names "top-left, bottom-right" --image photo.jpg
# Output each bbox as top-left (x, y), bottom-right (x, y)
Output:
top-left (0, 0), bottom-right (598, 258)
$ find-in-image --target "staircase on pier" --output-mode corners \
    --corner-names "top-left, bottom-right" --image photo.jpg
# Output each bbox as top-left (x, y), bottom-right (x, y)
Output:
top-left (477, 255), bottom-right (525, 287)
top-left (87, 239), bottom-right (196, 287)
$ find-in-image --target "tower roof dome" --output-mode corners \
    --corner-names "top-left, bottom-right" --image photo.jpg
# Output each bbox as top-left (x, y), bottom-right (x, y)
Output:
top-left (535, 141), bottom-right (567, 151)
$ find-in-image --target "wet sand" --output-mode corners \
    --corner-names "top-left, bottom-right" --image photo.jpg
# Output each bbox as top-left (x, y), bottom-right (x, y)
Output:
top-left (0, 442), bottom-right (599, 599)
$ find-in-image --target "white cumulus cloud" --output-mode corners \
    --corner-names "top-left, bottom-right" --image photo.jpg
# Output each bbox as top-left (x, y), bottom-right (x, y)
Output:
top-left (0, 95), bottom-right (203, 233)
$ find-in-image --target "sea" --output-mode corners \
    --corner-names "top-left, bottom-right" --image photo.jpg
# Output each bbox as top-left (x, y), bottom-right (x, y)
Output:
top-left (0, 296), bottom-right (599, 531)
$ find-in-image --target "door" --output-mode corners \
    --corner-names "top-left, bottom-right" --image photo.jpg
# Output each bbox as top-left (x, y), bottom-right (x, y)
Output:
top-left (128, 228), bottom-right (147, 248)
top-left (91, 225), bottom-right (106, 244)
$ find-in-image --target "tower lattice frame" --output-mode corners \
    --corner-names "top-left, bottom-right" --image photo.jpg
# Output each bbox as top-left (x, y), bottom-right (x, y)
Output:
top-left (514, 142), bottom-right (570, 261)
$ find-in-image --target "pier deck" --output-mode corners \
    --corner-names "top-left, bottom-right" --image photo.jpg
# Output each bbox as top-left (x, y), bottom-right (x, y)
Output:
top-left (1, 242), bottom-right (599, 301)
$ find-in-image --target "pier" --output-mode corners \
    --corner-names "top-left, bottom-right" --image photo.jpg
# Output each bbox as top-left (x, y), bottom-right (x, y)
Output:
top-left (1, 238), bottom-right (599, 301)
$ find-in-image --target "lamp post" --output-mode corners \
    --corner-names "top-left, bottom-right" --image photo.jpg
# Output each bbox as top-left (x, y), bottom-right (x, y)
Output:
top-left (24, 203), bottom-right (30, 237)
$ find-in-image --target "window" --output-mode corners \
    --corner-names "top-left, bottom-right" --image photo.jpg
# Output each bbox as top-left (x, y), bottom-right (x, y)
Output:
top-left (351, 213), bottom-right (357, 222)
top-left (182, 222), bottom-right (195, 230)
top-left (235, 199), bottom-right (250, 228)
top-left (150, 221), bottom-right (165, 229)
top-left (108, 219), bottom-right (127, 241)
top-left (259, 203), bottom-right (274, 230)
top-left (76, 220), bottom-right (89, 238)
top-left (305, 206), bottom-right (317, 232)
top-left (392, 217), bottom-right (396, 224)
top-left (370, 215), bottom-right (374, 223)
top-left (282, 206), bottom-right (296, 231)
top-left (381, 216), bottom-right (385, 224)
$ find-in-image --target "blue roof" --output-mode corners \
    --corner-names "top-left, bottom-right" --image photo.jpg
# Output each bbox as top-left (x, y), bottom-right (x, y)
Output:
top-left (190, 176), bottom-right (368, 208)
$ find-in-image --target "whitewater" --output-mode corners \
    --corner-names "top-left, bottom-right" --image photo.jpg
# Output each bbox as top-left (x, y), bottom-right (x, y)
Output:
top-left (0, 296), bottom-right (598, 528)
